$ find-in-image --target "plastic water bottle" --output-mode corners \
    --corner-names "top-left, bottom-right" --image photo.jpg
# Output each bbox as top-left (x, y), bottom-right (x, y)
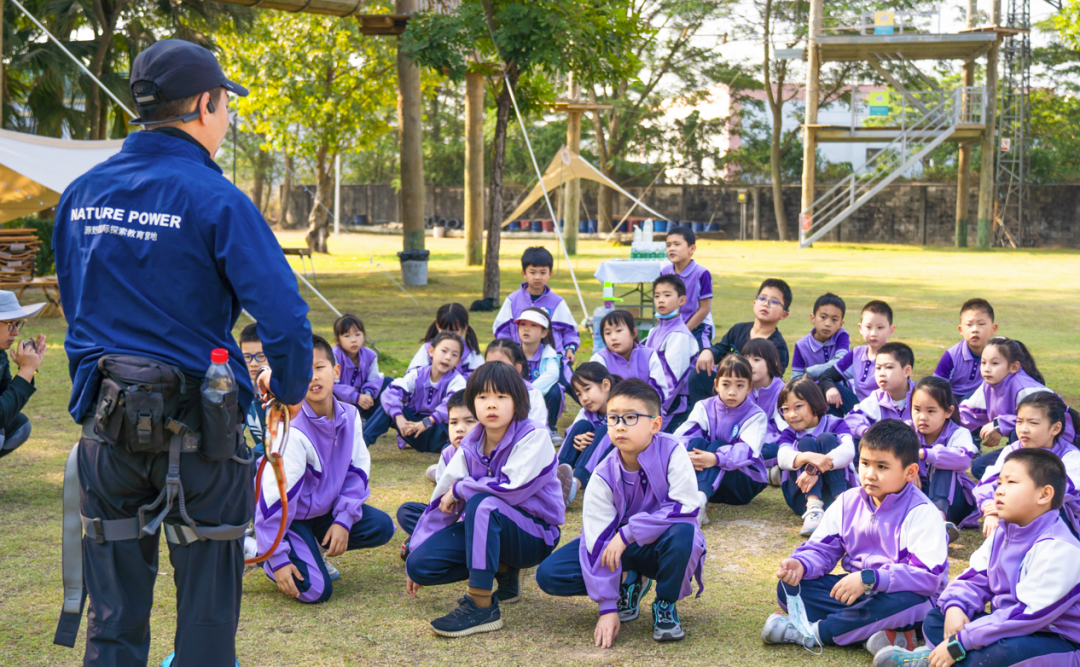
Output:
top-left (202, 348), bottom-right (236, 405)
top-left (643, 218), bottom-right (653, 242)
top-left (594, 282), bottom-right (617, 350)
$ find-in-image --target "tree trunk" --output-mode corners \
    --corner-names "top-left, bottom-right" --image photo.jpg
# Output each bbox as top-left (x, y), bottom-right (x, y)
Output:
top-left (761, 0), bottom-right (789, 241)
top-left (483, 66), bottom-right (519, 301)
top-left (306, 146), bottom-right (333, 253)
top-left (251, 148), bottom-right (271, 215)
top-left (591, 90), bottom-right (613, 234)
top-left (86, 0), bottom-right (127, 140)
top-left (280, 153), bottom-right (293, 226)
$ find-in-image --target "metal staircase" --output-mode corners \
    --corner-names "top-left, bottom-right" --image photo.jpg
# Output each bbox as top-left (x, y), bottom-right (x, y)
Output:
top-left (798, 85), bottom-right (985, 247)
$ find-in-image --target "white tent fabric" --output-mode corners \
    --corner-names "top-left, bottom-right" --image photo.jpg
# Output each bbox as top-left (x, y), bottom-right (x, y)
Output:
top-left (0, 129), bottom-right (124, 223)
top-left (501, 146), bottom-right (669, 228)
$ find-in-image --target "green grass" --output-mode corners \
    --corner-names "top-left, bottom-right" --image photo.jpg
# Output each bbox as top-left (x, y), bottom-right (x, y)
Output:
top-left (1, 233), bottom-right (1078, 666)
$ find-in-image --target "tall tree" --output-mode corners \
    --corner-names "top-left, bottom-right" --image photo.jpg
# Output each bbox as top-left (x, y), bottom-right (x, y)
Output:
top-left (219, 12), bottom-right (397, 251)
top-left (402, 0), bottom-right (646, 301)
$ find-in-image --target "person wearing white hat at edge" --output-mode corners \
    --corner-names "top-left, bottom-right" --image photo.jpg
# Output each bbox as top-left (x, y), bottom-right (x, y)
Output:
top-left (0, 290), bottom-right (46, 460)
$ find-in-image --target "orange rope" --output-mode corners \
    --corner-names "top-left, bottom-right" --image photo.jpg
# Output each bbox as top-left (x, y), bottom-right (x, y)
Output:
top-left (245, 401), bottom-right (290, 566)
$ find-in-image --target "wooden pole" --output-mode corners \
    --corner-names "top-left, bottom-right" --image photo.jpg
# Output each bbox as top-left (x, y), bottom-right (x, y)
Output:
top-left (464, 70), bottom-right (484, 266)
top-left (0, 0), bottom-right (5, 130)
top-left (954, 0), bottom-right (976, 247)
top-left (752, 186), bottom-right (761, 240)
top-left (976, 0), bottom-right (1001, 250)
top-left (396, 0), bottom-right (424, 252)
top-left (563, 74), bottom-right (581, 255)
top-left (799, 0), bottom-right (823, 246)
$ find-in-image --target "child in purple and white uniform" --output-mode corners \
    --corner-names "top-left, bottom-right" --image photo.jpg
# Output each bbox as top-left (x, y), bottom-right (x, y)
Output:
top-left (397, 391), bottom-right (479, 547)
top-left (404, 363), bottom-right (564, 638)
top-left (331, 314), bottom-right (391, 424)
top-left (365, 331), bottom-right (467, 451)
top-left (790, 293), bottom-right (850, 381)
top-left (742, 339), bottom-right (787, 482)
top-left (492, 245), bottom-right (580, 367)
top-left (253, 335), bottom-right (395, 604)
top-left (590, 310), bottom-right (669, 414)
top-left (934, 297), bottom-right (998, 401)
top-left (909, 377), bottom-right (979, 538)
top-left (844, 342), bottom-right (916, 441)
top-left (677, 355), bottom-right (769, 524)
top-left (556, 362), bottom-right (616, 502)
top-left (537, 380), bottom-right (705, 645)
top-left (775, 378), bottom-right (857, 536)
top-left (659, 225), bottom-right (713, 350)
top-left (819, 300), bottom-right (897, 416)
top-left (962, 337), bottom-right (1073, 479)
top-left (764, 420), bottom-right (948, 653)
top-left (408, 302), bottom-right (485, 378)
top-left (975, 392), bottom-right (1080, 539)
top-left (516, 307), bottom-right (565, 437)
top-left (643, 275), bottom-right (698, 432)
top-left (484, 339), bottom-right (549, 427)
top-left (880, 449), bottom-right (1080, 667)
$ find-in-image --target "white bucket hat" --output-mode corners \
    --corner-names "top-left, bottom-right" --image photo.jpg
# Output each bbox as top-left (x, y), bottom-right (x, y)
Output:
top-left (514, 310), bottom-right (550, 330)
top-left (0, 290), bottom-right (46, 321)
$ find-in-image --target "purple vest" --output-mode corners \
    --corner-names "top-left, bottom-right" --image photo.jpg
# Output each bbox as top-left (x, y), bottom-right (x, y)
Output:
top-left (702, 397), bottom-right (766, 444)
top-left (643, 314), bottom-right (696, 408)
top-left (333, 345), bottom-right (378, 394)
top-left (838, 345), bottom-right (878, 400)
top-left (792, 328), bottom-right (851, 374)
top-left (934, 341), bottom-right (983, 398)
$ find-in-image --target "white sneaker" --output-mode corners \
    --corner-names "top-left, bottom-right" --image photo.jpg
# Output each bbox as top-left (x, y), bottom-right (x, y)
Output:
top-left (319, 547), bottom-right (341, 581)
top-left (761, 612), bottom-right (818, 648)
top-left (425, 463), bottom-right (439, 485)
top-left (768, 466), bottom-right (783, 487)
top-left (866, 629), bottom-right (919, 655)
top-left (800, 505), bottom-right (825, 536)
top-left (697, 491), bottom-right (710, 526)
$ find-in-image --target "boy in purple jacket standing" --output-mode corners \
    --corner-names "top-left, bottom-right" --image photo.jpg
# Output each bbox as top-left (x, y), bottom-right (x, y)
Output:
top-left (492, 246), bottom-right (580, 365)
top-left (659, 225), bottom-right (713, 350)
top-left (253, 336), bottom-right (395, 604)
top-left (536, 380), bottom-right (706, 646)
top-left (763, 420), bottom-right (948, 653)
top-left (877, 448), bottom-right (1080, 667)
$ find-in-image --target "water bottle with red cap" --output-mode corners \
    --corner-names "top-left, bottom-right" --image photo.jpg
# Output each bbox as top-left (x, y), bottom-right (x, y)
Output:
top-left (202, 347), bottom-right (236, 406)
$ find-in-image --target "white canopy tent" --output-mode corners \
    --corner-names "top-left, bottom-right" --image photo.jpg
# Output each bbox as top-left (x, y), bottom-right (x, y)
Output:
top-left (0, 129), bottom-right (124, 223)
top-left (501, 146), bottom-right (669, 228)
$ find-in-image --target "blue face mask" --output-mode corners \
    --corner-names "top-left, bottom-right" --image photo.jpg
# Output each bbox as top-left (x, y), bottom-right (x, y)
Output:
top-left (784, 585), bottom-right (823, 655)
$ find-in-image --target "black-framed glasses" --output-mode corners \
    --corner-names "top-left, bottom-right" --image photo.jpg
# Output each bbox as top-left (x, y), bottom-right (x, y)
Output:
top-left (605, 413), bottom-right (656, 428)
top-left (243, 352), bottom-right (267, 364)
top-left (5, 320), bottom-right (25, 334)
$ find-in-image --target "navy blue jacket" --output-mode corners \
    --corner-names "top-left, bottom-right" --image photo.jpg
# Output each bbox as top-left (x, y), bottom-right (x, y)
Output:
top-left (54, 131), bottom-right (312, 422)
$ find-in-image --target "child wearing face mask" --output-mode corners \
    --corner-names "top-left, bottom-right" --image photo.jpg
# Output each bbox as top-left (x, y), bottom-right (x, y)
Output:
top-left (404, 363), bottom-right (564, 638)
top-left (776, 378), bottom-right (858, 536)
top-left (974, 391), bottom-right (1080, 538)
top-left (961, 337), bottom-right (1072, 479)
top-left (907, 377), bottom-right (980, 542)
top-left (643, 275), bottom-right (698, 433)
top-left (408, 303), bottom-right (485, 378)
top-left (675, 355), bottom-right (769, 526)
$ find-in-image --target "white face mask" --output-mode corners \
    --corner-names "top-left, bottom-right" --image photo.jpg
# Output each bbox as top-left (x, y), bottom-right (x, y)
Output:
top-left (784, 584), bottom-right (823, 655)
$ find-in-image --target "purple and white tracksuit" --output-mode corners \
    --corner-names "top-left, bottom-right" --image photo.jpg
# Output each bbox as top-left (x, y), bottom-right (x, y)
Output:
top-left (536, 433), bottom-right (706, 612)
top-left (405, 419), bottom-right (565, 591)
top-left (779, 483), bottom-right (949, 646)
top-left (525, 343), bottom-right (564, 428)
top-left (659, 260), bottom-right (714, 349)
top-left (934, 341), bottom-right (983, 399)
top-left (379, 366), bottom-right (466, 450)
top-left (493, 283), bottom-right (581, 356)
top-left (913, 419), bottom-right (980, 527)
top-left (643, 314), bottom-right (698, 423)
top-left (930, 511), bottom-right (1080, 665)
top-left (589, 343), bottom-right (670, 413)
top-left (974, 437), bottom-right (1080, 535)
top-left (776, 415), bottom-right (858, 513)
top-left (675, 397), bottom-right (769, 501)
top-left (790, 328), bottom-right (851, 380)
top-left (751, 377), bottom-right (787, 466)
top-left (961, 369), bottom-right (1075, 444)
top-left (832, 345), bottom-right (879, 401)
top-left (845, 380), bottom-right (916, 439)
top-left (407, 341), bottom-right (484, 378)
top-left (255, 401), bottom-right (395, 603)
top-left (332, 345), bottom-right (386, 405)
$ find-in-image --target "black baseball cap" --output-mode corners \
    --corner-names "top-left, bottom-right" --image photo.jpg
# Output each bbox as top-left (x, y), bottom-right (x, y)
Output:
top-left (129, 40), bottom-right (248, 125)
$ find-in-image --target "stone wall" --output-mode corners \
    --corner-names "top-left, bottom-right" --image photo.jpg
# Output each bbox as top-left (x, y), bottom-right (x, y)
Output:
top-left (283, 182), bottom-right (1080, 248)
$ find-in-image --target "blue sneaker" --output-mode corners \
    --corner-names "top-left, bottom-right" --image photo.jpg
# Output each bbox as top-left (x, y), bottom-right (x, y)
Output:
top-left (162, 654), bottom-right (240, 667)
top-left (873, 646), bottom-right (931, 667)
top-left (652, 599), bottom-right (685, 641)
top-left (430, 595), bottom-right (503, 638)
top-left (617, 574), bottom-right (653, 622)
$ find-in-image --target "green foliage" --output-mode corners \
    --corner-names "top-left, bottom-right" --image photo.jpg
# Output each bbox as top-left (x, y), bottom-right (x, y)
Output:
top-left (1030, 89), bottom-right (1080, 183)
top-left (1054, 0), bottom-right (1080, 51)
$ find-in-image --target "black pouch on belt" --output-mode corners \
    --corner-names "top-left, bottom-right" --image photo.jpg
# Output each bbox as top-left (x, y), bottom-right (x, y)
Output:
top-left (93, 355), bottom-right (193, 453)
top-left (199, 384), bottom-right (242, 462)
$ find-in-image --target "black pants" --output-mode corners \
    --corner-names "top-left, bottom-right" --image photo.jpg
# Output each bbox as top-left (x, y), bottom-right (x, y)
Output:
top-left (78, 435), bottom-right (252, 667)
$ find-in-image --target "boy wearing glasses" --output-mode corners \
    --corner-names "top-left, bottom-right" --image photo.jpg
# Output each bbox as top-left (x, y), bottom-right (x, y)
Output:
top-left (240, 323), bottom-right (267, 458)
top-left (688, 278), bottom-right (792, 411)
top-left (537, 379), bottom-right (706, 646)
top-left (0, 290), bottom-right (45, 460)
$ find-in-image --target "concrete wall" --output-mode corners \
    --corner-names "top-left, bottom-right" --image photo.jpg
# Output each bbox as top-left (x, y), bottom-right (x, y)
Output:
top-left (284, 183), bottom-right (1080, 248)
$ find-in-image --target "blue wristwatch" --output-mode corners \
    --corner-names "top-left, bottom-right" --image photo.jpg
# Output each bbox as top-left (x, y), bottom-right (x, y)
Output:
top-left (860, 569), bottom-right (876, 595)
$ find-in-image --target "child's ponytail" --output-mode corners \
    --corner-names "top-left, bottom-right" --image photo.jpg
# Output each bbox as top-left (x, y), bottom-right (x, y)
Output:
top-left (423, 303), bottom-right (480, 355)
top-left (986, 337), bottom-right (1045, 385)
top-left (486, 339), bottom-right (530, 380)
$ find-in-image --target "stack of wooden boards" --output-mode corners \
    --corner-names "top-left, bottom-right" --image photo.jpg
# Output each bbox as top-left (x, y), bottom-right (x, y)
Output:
top-left (0, 229), bottom-right (40, 286)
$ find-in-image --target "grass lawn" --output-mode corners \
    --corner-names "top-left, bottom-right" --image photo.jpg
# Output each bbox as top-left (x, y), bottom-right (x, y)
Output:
top-left (1, 232), bottom-right (1078, 666)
